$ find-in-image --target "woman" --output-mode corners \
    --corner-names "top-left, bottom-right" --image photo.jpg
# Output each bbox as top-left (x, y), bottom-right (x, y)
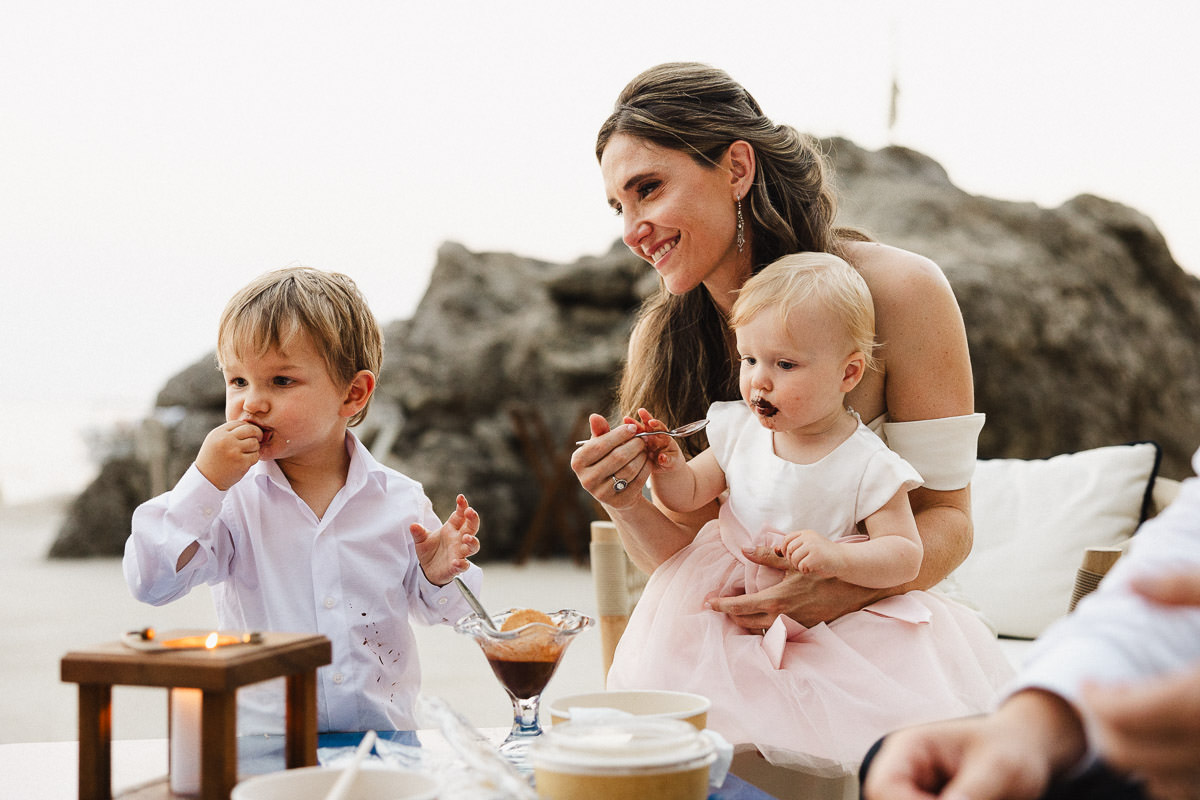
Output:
top-left (571, 62), bottom-right (983, 633)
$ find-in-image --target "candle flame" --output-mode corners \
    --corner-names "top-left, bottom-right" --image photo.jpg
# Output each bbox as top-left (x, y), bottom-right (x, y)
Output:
top-left (205, 631), bottom-right (219, 649)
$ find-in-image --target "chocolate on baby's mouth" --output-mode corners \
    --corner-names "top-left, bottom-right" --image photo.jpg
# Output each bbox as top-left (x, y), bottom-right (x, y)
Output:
top-left (751, 397), bottom-right (779, 417)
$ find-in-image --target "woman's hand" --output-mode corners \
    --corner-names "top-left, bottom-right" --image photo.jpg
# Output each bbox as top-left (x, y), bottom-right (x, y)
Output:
top-left (570, 413), bottom-right (653, 509)
top-left (708, 546), bottom-right (885, 629)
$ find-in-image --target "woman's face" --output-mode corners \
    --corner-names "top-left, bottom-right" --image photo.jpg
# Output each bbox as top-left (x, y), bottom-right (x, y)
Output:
top-left (600, 133), bottom-right (752, 308)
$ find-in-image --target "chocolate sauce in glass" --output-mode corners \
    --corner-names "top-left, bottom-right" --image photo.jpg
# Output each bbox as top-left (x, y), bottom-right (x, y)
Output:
top-left (487, 656), bottom-right (560, 700)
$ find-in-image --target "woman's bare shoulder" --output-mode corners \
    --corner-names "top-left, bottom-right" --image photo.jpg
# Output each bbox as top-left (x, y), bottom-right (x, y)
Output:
top-left (842, 240), bottom-right (952, 298)
top-left (842, 240), bottom-right (973, 420)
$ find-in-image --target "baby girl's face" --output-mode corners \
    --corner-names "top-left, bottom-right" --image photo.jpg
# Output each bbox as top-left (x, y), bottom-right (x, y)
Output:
top-left (735, 303), bottom-right (860, 436)
top-left (220, 332), bottom-right (351, 463)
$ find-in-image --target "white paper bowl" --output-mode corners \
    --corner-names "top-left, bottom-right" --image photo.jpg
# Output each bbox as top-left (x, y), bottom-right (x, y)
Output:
top-left (231, 765), bottom-right (439, 800)
top-left (547, 689), bottom-right (711, 729)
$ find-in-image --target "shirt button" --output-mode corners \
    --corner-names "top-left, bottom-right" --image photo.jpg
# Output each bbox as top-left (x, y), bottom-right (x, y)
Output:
top-left (332, 672), bottom-right (344, 685)
top-left (437, 597), bottom-right (448, 606)
top-left (323, 596), bottom-right (336, 609)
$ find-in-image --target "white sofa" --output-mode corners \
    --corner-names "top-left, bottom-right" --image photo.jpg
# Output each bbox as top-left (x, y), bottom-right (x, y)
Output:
top-left (953, 441), bottom-right (1178, 671)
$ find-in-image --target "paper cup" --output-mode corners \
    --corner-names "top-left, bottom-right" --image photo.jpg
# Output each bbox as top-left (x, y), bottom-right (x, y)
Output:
top-left (231, 765), bottom-right (439, 800)
top-left (547, 690), bottom-right (710, 729)
top-left (532, 717), bottom-right (716, 800)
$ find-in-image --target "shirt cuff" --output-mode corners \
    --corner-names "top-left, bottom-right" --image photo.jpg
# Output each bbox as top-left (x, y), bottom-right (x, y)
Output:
top-left (418, 562), bottom-right (481, 622)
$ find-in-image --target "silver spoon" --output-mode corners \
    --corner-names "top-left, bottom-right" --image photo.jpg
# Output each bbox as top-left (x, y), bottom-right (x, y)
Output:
top-left (453, 576), bottom-right (498, 631)
top-left (575, 418), bottom-right (709, 446)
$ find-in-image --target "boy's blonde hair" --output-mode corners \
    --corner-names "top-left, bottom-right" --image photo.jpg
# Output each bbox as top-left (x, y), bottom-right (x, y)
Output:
top-left (217, 267), bottom-right (383, 427)
top-left (730, 252), bottom-right (878, 372)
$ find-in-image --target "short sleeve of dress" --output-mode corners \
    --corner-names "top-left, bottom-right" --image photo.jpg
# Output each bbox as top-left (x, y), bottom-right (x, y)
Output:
top-left (878, 412), bottom-right (986, 491)
top-left (855, 444), bottom-right (925, 523)
top-left (704, 401), bottom-right (746, 471)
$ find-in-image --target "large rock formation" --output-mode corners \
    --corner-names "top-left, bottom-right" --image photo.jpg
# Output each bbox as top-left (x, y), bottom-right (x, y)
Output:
top-left (51, 138), bottom-right (1200, 559)
top-left (825, 140), bottom-right (1200, 469)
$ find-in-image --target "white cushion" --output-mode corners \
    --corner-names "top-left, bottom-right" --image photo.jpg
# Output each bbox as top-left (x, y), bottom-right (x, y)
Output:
top-left (954, 442), bottom-right (1160, 639)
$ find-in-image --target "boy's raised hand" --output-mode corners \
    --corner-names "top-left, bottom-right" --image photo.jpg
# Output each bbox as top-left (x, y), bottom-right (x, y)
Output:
top-left (410, 494), bottom-right (481, 586)
top-left (196, 420), bottom-right (264, 491)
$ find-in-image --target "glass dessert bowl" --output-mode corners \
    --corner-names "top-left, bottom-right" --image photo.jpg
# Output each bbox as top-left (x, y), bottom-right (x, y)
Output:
top-left (454, 608), bottom-right (593, 771)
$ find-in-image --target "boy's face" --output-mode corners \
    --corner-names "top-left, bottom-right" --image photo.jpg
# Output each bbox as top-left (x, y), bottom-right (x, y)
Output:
top-left (220, 332), bottom-right (354, 464)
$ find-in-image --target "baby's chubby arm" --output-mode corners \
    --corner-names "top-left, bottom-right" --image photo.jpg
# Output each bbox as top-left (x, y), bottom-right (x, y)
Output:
top-left (783, 488), bottom-right (923, 589)
top-left (410, 494), bottom-right (481, 586)
top-left (631, 409), bottom-right (726, 514)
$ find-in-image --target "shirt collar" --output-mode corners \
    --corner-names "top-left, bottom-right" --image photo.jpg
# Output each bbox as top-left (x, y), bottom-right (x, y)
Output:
top-left (251, 431), bottom-right (387, 496)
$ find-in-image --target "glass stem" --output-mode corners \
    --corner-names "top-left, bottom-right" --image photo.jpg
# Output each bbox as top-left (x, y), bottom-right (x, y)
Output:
top-left (509, 693), bottom-right (542, 738)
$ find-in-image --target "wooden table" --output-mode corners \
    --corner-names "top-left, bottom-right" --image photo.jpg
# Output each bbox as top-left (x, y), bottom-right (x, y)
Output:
top-left (0, 733), bottom-right (781, 800)
top-left (60, 632), bottom-right (331, 800)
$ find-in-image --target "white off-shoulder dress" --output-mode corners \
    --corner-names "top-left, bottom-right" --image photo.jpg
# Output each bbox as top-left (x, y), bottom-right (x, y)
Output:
top-left (606, 401), bottom-right (1013, 778)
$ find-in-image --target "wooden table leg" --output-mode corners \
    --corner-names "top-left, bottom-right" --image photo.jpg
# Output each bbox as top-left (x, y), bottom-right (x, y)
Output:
top-left (285, 670), bottom-right (319, 768)
top-left (77, 683), bottom-right (113, 800)
top-left (200, 690), bottom-right (237, 800)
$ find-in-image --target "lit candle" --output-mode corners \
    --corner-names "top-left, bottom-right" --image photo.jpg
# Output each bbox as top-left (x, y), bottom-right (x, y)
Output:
top-left (170, 687), bottom-right (202, 796)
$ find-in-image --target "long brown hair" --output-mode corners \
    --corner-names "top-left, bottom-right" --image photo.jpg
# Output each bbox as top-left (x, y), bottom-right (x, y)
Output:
top-left (597, 62), bottom-right (868, 453)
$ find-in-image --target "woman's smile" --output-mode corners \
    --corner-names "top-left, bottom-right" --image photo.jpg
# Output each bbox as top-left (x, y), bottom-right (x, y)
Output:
top-left (651, 236), bottom-right (679, 265)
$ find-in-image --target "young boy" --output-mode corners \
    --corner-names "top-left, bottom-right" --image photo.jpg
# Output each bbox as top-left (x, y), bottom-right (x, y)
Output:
top-left (123, 267), bottom-right (482, 734)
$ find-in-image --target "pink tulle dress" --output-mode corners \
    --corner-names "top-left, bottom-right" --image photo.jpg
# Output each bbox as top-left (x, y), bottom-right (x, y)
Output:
top-left (606, 401), bottom-right (1015, 778)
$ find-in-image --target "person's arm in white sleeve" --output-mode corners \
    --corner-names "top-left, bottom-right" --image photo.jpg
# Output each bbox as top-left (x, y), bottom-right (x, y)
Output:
top-left (123, 464), bottom-right (234, 606)
top-left (1002, 462), bottom-right (1200, 777)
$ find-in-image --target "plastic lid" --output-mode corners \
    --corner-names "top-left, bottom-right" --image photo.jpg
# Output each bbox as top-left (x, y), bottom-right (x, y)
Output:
top-left (530, 718), bottom-right (716, 774)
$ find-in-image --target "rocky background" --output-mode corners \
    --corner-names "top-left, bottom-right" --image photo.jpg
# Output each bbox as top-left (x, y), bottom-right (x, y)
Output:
top-left (50, 138), bottom-right (1200, 559)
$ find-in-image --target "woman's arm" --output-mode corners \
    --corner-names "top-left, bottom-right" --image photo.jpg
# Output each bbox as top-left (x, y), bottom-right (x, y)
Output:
top-left (711, 243), bottom-right (977, 627)
top-left (571, 321), bottom-right (725, 573)
top-left (571, 413), bottom-right (717, 573)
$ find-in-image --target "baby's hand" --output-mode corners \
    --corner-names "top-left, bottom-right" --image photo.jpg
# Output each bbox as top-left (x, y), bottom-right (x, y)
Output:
top-left (196, 420), bottom-right (264, 490)
top-left (625, 408), bottom-right (686, 473)
top-left (782, 530), bottom-right (843, 579)
top-left (410, 494), bottom-right (481, 586)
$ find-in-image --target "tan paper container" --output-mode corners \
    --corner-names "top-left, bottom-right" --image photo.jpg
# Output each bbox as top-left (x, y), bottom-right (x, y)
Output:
top-left (531, 717), bottom-right (716, 800)
top-left (547, 689), bottom-right (710, 729)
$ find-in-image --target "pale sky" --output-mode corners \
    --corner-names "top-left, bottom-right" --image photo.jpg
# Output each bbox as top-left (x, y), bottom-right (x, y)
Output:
top-left (2, 0), bottom-right (1198, 501)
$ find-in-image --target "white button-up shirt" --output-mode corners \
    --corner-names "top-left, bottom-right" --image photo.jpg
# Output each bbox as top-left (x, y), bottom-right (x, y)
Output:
top-left (123, 432), bottom-right (482, 733)
top-left (1006, 446), bottom-right (1200, 763)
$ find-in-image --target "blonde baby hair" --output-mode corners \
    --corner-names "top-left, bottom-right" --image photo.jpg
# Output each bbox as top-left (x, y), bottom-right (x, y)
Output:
top-left (730, 252), bottom-right (878, 372)
top-left (216, 267), bottom-right (383, 427)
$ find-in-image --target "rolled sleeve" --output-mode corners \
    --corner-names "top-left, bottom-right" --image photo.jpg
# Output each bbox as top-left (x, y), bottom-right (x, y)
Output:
top-left (124, 465), bottom-right (231, 606)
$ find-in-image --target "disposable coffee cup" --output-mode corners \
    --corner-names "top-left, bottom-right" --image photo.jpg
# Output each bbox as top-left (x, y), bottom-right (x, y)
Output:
top-left (531, 717), bottom-right (717, 800)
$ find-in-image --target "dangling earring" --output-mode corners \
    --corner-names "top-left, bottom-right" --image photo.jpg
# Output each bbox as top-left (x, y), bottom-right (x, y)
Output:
top-left (735, 196), bottom-right (745, 254)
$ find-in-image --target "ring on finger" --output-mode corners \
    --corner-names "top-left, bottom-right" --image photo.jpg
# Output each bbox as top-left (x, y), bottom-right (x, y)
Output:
top-left (611, 474), bottom-right (629, 492)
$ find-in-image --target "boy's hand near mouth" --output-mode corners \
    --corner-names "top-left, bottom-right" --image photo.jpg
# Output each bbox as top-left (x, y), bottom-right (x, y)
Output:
top-left (196, 420), bottom-right (265, 491)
